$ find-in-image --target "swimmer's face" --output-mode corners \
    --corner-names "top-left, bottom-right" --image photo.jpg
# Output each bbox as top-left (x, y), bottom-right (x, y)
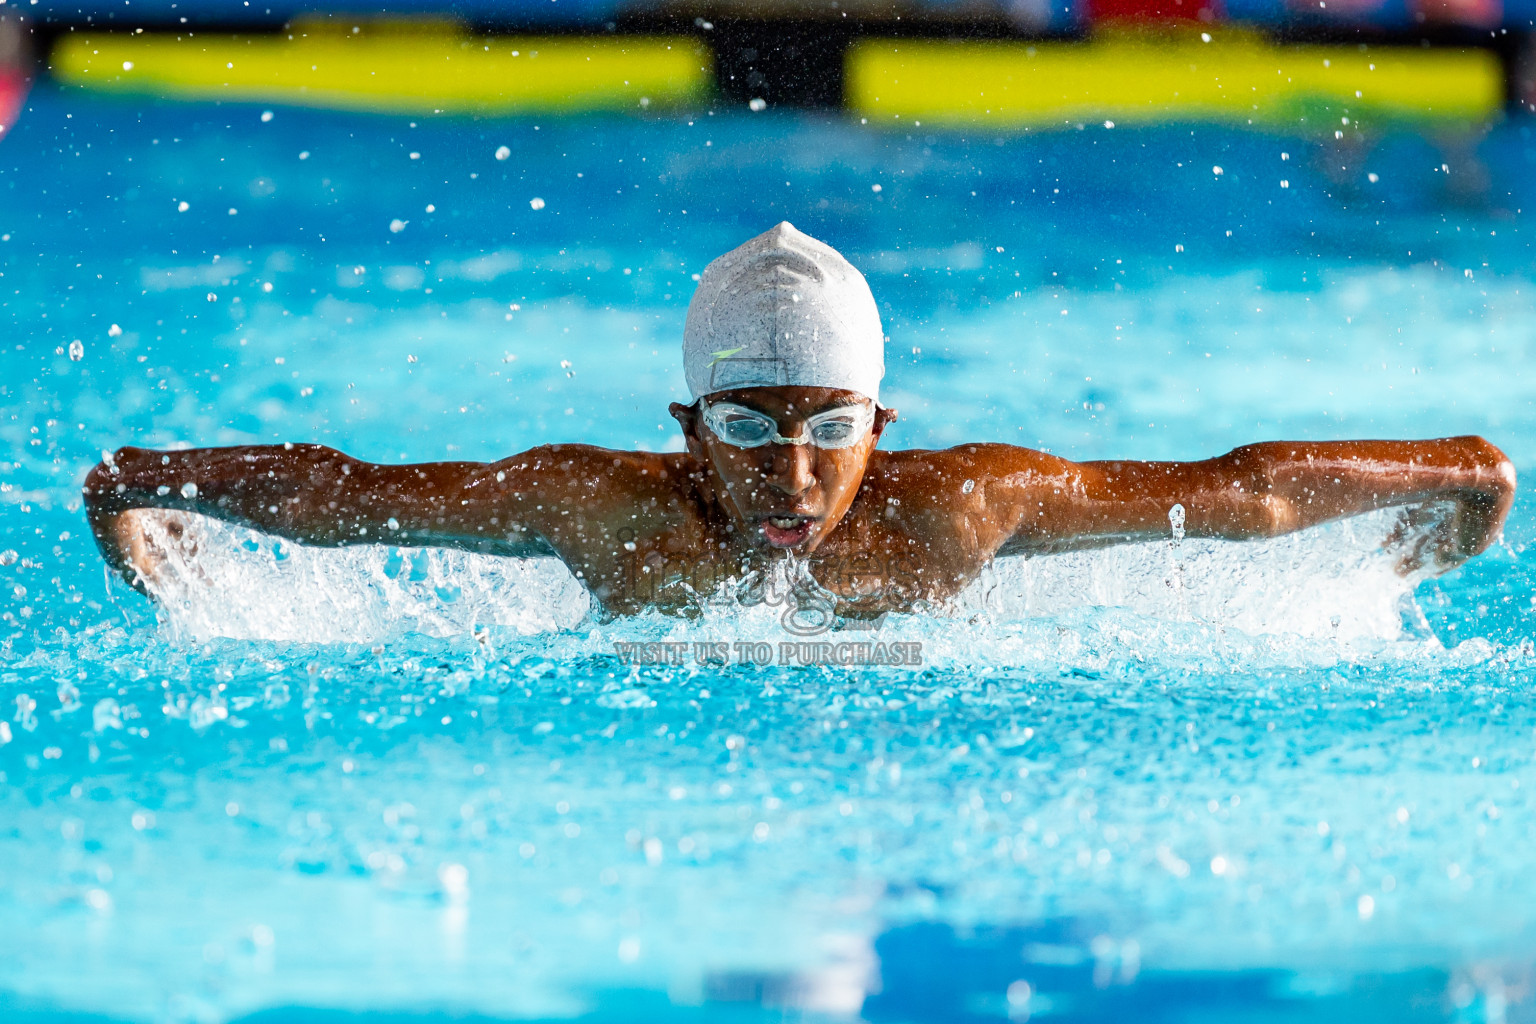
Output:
top-left (671, 386), bottom-right (897, 553)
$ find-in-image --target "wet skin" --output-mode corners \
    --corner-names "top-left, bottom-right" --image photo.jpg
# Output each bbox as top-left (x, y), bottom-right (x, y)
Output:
top-left (84, 385), bottom-right (1516, 617)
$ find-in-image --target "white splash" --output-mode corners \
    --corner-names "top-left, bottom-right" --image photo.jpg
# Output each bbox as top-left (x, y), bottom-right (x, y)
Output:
top-left (131, 507), bottom-right (1434, 650)
top-left (132, 511), bottom-right (590, 644)
top-left (956, 506), bottom-right (1423, 642)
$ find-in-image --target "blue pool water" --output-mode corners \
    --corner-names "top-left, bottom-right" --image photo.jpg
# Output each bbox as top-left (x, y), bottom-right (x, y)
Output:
top-left (3, 83), bottom-right (1536, 1022)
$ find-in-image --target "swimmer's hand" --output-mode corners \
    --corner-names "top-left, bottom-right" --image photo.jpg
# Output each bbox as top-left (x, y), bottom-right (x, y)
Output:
top-left (84, 464), bottom-right (148, 594)
top-left (83, 449), bottom-right (196, 594)
top-left (105, 508), bottom-right (200, 595)
top-left (1383, 490), bottom-right (1510, 577)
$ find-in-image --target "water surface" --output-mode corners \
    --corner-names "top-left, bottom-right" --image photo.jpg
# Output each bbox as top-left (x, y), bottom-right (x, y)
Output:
top-left (2, 84), bottom-right (1536, 1022)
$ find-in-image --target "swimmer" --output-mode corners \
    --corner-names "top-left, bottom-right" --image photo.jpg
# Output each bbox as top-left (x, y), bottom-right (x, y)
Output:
top-left (83, 222), bottom-right (1515, 618)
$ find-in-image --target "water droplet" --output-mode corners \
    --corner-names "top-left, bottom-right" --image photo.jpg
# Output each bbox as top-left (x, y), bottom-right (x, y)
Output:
top-left (68, 340), bottom-right (84, 361)
top-left (438, 862), bottom-right (469, 901)
top-left (93, 698), bottom-right (123, 732)
top-left (15, 693), bottom-right (37, 732)
top-left (529, 197), bottom-right (546, 210)
top-left (962, 479), bottom-right (975, 494)
top-left (494, 145), bottom-right (511, 160)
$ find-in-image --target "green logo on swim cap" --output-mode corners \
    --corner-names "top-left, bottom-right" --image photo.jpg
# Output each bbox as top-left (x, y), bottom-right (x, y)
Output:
top-left (708, 347), bottom-right (745, 366)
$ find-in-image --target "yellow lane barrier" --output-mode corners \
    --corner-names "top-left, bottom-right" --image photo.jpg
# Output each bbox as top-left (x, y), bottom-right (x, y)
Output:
top-left (847, 30), bottom-right (1503, 128)
top-left (52, 24), bottom-right (712, 114)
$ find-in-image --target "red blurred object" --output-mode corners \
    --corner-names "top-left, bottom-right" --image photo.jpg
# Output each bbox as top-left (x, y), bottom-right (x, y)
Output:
top-left (1088, 0), bottom-right (1223, 22)
top-left (0, 19), bottom-right (29, 141)
top-left (0, 68), bottom-right (28, 141)
top-left (1408, 0), bottom-right (1501, 27)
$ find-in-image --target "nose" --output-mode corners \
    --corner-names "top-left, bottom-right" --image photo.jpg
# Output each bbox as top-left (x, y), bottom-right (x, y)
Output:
top-left (764, 441), bottom-right (815, 496)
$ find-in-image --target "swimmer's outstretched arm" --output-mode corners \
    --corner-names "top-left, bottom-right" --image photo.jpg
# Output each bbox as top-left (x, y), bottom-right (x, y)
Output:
top-left (984, 436), bottom-right (1515, 574)
top-left (82, 443), bottom-right (629, 591)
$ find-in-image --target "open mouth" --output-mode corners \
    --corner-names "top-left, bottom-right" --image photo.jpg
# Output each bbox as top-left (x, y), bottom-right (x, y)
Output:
top-left (760, 515), bottom-right (814, 548)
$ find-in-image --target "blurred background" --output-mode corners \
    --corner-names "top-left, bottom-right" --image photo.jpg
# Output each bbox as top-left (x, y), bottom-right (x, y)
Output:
top-left (1, 0), bottom-right (1532, 468)
top-left (2, 0), bottom-right (1533, 129)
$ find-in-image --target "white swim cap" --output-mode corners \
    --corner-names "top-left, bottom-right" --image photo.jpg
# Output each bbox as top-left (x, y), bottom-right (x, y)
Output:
top-left (683, 221), bottom-right (884, 403)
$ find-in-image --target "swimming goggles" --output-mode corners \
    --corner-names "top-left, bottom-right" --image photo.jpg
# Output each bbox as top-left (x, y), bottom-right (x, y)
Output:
top-left (701, 399), bottom-right (875, 450)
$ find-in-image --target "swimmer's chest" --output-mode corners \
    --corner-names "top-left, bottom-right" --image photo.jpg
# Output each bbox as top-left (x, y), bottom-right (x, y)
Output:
top-left (571, 503), bottom-right (988, 615)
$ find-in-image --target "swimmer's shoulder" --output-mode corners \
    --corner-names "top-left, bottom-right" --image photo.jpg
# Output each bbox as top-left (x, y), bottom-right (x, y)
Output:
top-left (866, 443), bottom-right (1062, 494)
top-left (485, 445), bottom-right (706, 518)
top-left (861, 445), bottom-right (1067, 548)
top-left (488, 444), bottom-right (691, 483)
top-left (859, 445), bottom-right (1018, 522)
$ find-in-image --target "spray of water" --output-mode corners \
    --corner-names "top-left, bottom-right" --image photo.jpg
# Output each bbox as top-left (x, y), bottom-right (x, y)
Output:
top-left (127, 507), bottom-right (1447, 667)
top-left (132, 510), bottom-right (590, 643)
